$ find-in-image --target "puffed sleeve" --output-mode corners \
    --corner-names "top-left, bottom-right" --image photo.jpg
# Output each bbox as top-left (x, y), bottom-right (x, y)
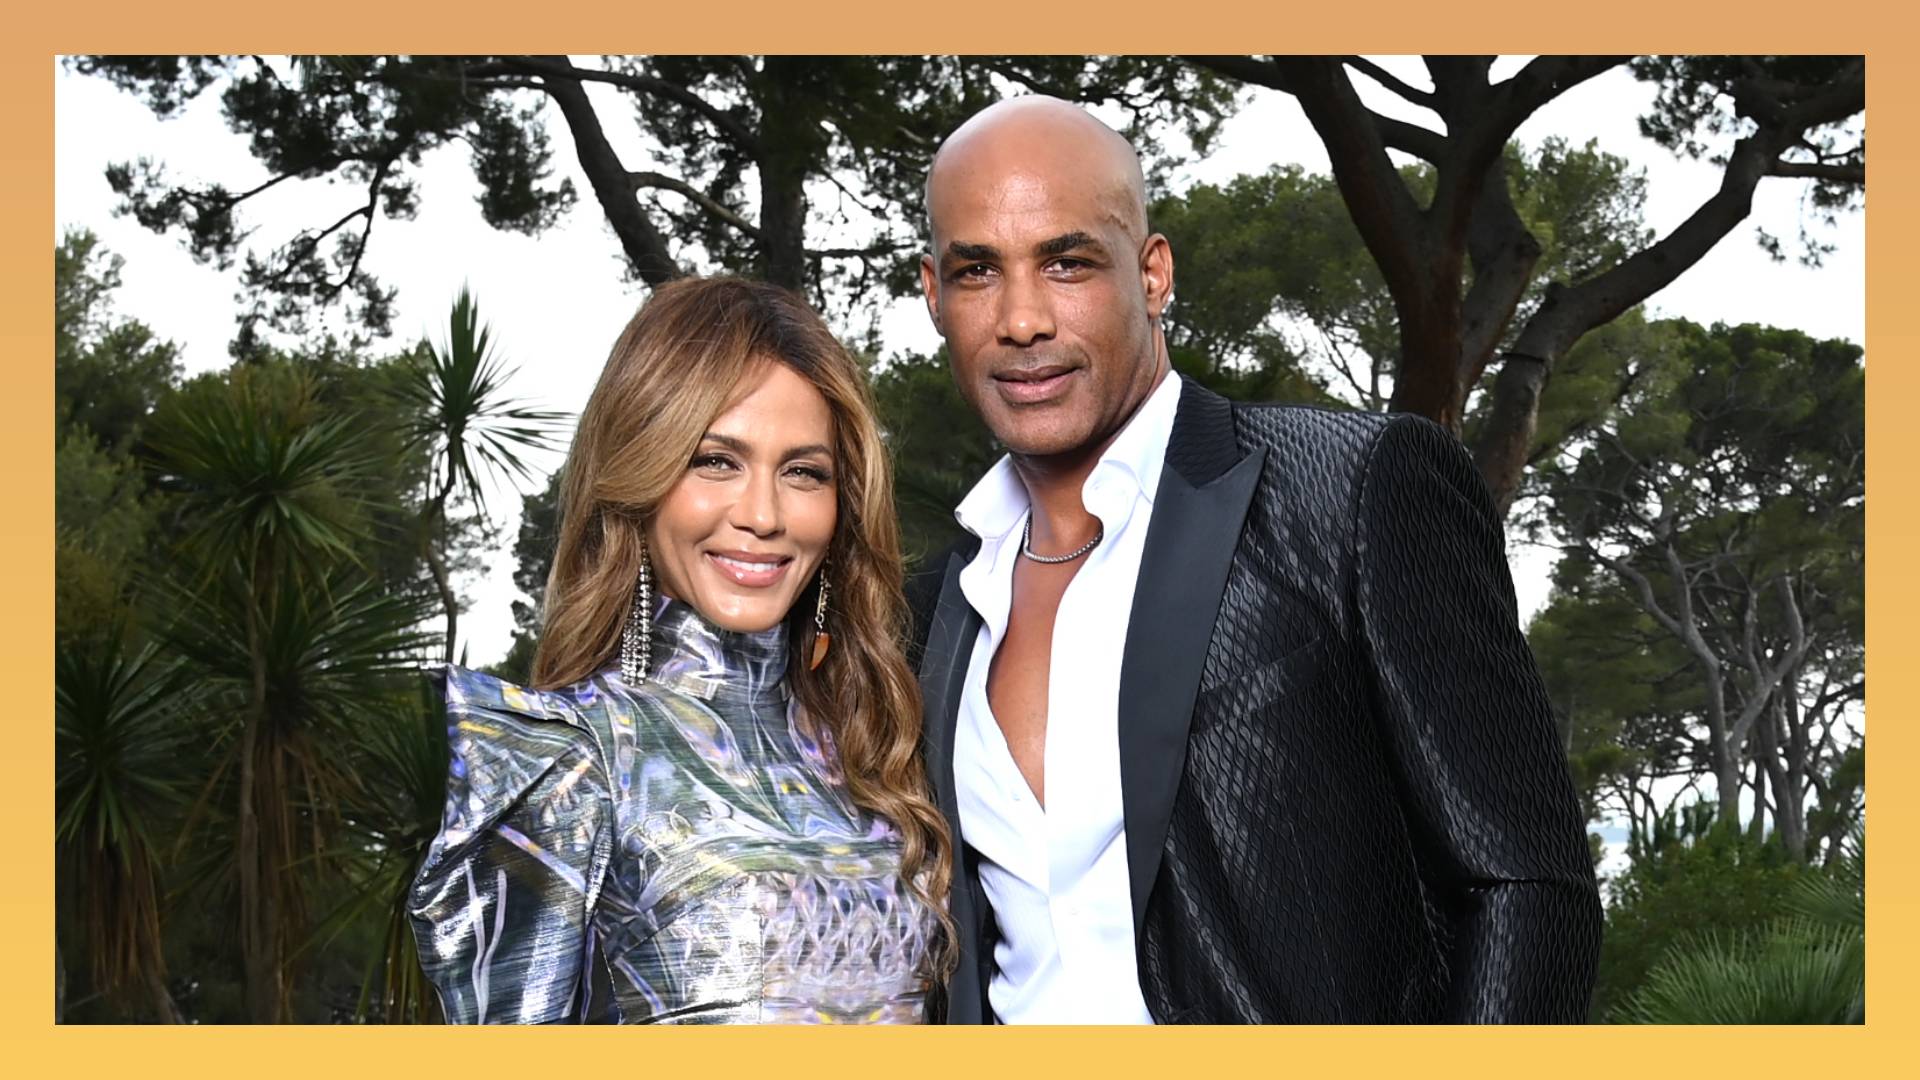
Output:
top-left (408, 666), bottom-right (613, 1024)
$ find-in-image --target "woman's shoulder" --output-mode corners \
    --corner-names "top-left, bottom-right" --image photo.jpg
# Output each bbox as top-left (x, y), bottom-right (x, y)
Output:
top-left (441, 664), bottom-right (583, 725)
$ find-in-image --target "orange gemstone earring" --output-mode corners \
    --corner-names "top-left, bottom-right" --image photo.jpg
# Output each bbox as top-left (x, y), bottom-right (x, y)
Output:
top-left (809, 566), bottom-right (831, 670)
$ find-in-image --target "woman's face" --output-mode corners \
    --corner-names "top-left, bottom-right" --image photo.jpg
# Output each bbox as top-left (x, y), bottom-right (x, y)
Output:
top-left (646, 360), bottom-right (839, 634)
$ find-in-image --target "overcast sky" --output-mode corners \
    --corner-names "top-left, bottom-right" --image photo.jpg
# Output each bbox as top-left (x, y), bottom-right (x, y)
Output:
top-left (53, 57), bottom-right (1865, 672)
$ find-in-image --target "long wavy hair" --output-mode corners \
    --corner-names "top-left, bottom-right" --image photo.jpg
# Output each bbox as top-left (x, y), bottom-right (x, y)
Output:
top-left (531, 276), bottom-right (955, 981)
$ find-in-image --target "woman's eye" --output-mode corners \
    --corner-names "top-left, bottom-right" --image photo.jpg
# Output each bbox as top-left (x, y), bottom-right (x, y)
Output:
top-left (787, 464), bottom-right (833, 485)
top-left (692, 453), bottom-right (738, 472)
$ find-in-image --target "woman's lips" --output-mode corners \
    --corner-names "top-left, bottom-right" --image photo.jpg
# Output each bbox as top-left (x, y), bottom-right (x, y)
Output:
top-left (705, 551), bottom-right (793, 588)
top-left (993, 366), bottom-right (1078, 405)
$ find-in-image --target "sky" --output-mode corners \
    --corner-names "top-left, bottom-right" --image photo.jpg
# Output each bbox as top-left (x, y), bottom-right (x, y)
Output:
top-left (53, 56), bottom-right (1865, 684)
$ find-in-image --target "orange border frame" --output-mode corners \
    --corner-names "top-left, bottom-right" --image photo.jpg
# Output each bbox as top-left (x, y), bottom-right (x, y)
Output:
top-left (12, 10), bottom-right (1909, 1073)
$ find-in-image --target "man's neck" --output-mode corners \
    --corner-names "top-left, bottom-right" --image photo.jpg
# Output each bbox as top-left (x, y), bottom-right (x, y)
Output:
top-left (1010, 359), bottom-right (1170, 551)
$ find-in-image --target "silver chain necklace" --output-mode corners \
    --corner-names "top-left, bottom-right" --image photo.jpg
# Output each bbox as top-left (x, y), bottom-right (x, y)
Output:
top-left (1020, 515), bottom-right (1103, 564)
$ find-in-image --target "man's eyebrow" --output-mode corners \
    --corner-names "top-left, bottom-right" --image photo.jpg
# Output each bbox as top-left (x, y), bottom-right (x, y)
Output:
top-left (944, 241), bottom-right (998, 262)
top-left (1037, 231), bottom-right (1102, 258)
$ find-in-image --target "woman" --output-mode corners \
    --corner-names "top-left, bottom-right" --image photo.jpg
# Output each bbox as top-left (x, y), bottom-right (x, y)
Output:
top-left (408, 277), bottom-right (954, 1024)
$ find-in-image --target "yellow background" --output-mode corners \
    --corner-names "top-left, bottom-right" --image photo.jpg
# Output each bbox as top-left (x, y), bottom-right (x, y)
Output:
top-left (11, 7), bottom-right (1908, 1074)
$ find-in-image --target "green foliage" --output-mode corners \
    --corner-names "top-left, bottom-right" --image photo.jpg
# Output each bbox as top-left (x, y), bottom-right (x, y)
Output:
top-left (55, 228), bottom-right (182, 455)
top-left (1612, 823), bottom-right (1864, 1024)
top-left (54, 630), bottom-right (194, 1019)
top-left (868, 349), bottom-right (1000, 566)
top-left (1596, 804), bottom-right (1803, 1020)
top-left (148, 363), bottom-right (374, 569)
top-left (485, 470), bottom-right (563, 685)
top-left (55, 432), bottom-right (158, 644)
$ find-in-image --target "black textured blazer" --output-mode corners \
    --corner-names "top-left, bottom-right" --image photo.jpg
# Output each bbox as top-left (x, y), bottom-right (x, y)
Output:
top-left (909, 376), bottom-right (1602, 1024)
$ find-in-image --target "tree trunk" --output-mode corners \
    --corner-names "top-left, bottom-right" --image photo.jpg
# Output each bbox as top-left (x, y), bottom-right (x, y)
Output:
top-left (537, 60), bottom-right (682, 287)
top-left (754, 58), bottom-right (815, 291)
top-left (425, 540), bottom-right (459, 664)
top-left (238, 592), bottom-right (284, 1023)
top-left (1386, 283), bottom-right (1469, 432)
top-left (1472, 350), bottom-right (1551, 515)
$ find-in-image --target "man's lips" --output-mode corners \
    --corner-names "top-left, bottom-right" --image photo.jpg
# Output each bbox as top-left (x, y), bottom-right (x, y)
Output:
top-left (705, 550), bottom-right (793, 587)
top-left (992, 364), bottom-right (1080, 405)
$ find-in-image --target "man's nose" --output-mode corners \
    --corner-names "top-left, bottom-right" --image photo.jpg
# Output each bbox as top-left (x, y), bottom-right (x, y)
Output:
top-left (994, 270), bottom-right (1057, 346)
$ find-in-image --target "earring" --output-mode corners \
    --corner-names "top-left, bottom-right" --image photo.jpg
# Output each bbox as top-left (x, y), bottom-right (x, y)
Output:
top-left (620, 542), bottom-right (654, 683)
top-left (809, 565), bottom-right (831, 671)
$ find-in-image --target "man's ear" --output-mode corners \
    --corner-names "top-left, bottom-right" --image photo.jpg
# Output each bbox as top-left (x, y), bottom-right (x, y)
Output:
top-left (919, 253), bottom-right (944, 334)
top-left (1142, 233), bottom-right (1174, 321)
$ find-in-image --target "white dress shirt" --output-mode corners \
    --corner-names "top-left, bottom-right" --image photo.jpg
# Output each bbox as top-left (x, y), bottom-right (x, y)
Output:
top-left (950, 371), bottom-right (1182, 1024)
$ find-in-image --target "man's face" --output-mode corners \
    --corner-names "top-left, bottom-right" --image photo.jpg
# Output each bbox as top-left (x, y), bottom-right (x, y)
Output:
top-left (920, 154), bottom-right (1172, 460)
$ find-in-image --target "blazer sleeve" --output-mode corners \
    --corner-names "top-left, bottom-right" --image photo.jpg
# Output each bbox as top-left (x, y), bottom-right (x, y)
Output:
top-left (408, 666), bottom-right (613, 1024)
top-left (1351, 415), bottom-right (1602, 1023)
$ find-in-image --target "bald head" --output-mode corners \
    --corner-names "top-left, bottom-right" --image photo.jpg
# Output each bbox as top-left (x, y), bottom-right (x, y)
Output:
top-left (926, 95), bottom-right (1149, 246)
top-left (917, 94), bottom-right (1175, 466)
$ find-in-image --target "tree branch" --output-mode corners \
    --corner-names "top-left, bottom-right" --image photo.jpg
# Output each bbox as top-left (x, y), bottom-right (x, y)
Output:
top-left (488, 56), bottom-right (761, 153)
top-left (536, 61), bottom-right (680, 286)
top-left (1769, 158), bottom-right (1866, 183)
top-left (1269, 56), bottom-right (1429, 303)
top-left (1343, 56), bottom-right (1434, 107)
top-left (632, 170), bottom-right (762, 239)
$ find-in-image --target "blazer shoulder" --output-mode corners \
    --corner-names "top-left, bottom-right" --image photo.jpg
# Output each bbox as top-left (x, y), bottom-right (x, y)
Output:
top-left (905, 535), bottom-right (979, 667)
top-left (1234, 401), bottom-right (1397, 447)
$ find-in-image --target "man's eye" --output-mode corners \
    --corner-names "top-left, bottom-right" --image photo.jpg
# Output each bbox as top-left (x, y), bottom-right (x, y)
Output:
top-left (1050, 258), bottom-right (1090, 273)
top-left (954, 263), bottom-right (993, 280)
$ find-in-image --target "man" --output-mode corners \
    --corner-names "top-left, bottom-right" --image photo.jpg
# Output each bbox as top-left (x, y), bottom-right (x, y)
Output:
top-left (909, 95), bottom-right (1602, 1024)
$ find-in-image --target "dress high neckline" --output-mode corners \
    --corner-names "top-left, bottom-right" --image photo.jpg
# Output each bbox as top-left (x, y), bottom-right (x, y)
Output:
top-left (638, 594), bottom-right (791, 707)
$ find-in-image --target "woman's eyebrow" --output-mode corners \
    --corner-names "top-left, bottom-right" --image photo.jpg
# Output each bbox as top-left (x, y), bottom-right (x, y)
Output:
top-left (702, 431), bottom-right (833, 462)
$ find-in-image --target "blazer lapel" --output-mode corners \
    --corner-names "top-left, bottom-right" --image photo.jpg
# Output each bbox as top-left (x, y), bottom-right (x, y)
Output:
top-left (916, 548), bottom-right (989, 1022)
top-left (1119, 379), bottom-right (1265, 937)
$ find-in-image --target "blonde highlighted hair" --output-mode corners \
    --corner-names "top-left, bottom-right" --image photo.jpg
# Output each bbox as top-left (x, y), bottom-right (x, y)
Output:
top-left (532, 276), bottom-right (955, 981)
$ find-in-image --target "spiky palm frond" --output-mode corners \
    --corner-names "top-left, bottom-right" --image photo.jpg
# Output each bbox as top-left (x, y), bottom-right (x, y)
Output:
top-left (1612, 922), bottom-right (1864, 1024)
top-left (395, 287), bottom-right (567, 514)
top-left (157, 560), bottom-right (435, 1016)
top-left (1786, 823), bottom-right (1864, 933)
top-left (55, 631), bottom-right (194, 1018)
top-left (307, 676), bottom-right (448, 1022)
top-left (147, 365), bottom-right (373, 572)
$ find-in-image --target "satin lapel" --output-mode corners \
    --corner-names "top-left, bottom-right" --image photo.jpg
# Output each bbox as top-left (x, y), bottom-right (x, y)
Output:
top-left (918, 550), bottom-right (977, 825)
top-left (916, 549), bottom-right (988, 1022)
top-left (1119, 389), bottom-right (1265, 938)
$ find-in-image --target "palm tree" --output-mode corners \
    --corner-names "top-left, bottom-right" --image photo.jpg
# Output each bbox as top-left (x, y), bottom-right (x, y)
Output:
top-left (394, 288), bottom-right (567, 661)
top-left (310, 677), bottom-right (449, 1023)
top-left (1614, 825), bottom-right (1865, 1024)
top-left (54, 630), bottom-right (192, 1023)
top-left (148, 363), bottom-right (426, 1022)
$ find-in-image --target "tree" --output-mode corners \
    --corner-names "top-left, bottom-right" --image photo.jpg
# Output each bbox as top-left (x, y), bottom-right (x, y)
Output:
top-left (55, 635), bottom-right (193, 1022)
top-left (1185, 56), bottom-right (1864, 514)
top-left (392, 288), bottom-right (566, 662)
top-left (487, 469), bottom-right (563, 684)
top-left (1152, 137), bottom-right (1650, 429)
top-left (1612, 822), bottom-right (1863, 1023)
top-left (54, 230), bottom-right (178, 645)
top-left (145, 363), bottom-right (429, 1021)
top-left (71, 55), bottom-right (1235, 344)
top-left (1534, 320), bottom-right (1863, 855)
top-left (1595, 801), bottom-right (1805, 1020)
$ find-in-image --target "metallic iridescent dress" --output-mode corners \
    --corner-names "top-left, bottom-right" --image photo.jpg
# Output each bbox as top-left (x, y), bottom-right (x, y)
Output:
top-left (408, 598), bottom-right (936, 1023)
